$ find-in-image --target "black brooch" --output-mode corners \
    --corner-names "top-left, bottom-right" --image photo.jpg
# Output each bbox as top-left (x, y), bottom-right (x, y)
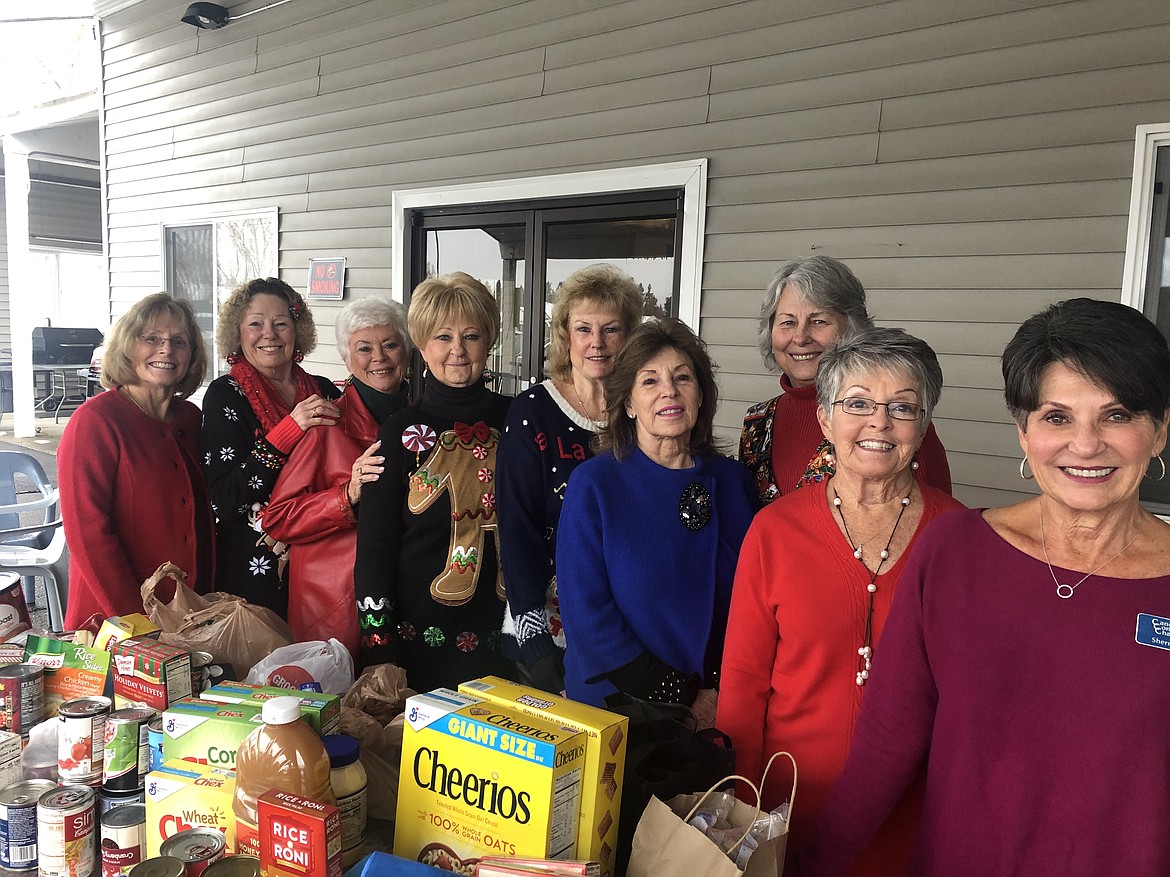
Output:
top-left (678, 482), bottom-right (712, 531)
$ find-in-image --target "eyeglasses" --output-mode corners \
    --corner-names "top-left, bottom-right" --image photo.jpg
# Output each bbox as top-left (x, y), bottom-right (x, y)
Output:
top-left (139, 334), bottom-right (190, 351)
top-left (832, 397), bottom-right (923, 421)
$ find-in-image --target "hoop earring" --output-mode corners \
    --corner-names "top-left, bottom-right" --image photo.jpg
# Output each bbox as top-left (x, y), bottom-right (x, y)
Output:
top-left (1150, 455), bottom-right (1167, 482)
top-left (1019, 456), bottom-right (1034, 481)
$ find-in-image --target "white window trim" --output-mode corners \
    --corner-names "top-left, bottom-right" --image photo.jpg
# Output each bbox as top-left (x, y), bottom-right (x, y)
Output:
top-left (391, 159), bottom-right (708, 331)
top-left (1120, 123), bottom-right (1170, 308)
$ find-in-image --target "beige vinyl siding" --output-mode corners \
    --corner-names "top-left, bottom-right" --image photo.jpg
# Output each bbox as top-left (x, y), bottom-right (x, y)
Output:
top-left (0, 176), bottom-right (9, 351)
top-left (95, 0), bottom-right (1170, 507)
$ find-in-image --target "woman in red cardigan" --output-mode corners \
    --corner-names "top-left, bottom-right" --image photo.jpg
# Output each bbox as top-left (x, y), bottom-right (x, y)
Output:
top-left (718, 328), bottom-right (964, 877)
top-left (263, 297), bottom-right (410, 659)
top-left (59, 293), bottom-right (213, 629)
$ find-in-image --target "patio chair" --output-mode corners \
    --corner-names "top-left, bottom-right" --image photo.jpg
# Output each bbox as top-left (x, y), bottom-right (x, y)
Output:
top-left (0, 451), bottom-right (69, 630)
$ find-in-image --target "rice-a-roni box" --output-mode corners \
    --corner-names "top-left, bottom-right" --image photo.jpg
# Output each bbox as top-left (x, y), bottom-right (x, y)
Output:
top-left (395, 689), bottom-right (586, 872)
top-left (459, 677), bottom-right (627, 876)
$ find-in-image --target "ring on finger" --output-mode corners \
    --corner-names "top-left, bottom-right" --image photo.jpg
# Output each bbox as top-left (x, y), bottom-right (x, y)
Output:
top-left (357, 466), bottom-right (363, 476)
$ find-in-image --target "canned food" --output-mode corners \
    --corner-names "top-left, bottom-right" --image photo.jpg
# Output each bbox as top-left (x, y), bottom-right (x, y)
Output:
top-left (37, 784), bottom-right (96, 877)
top-left (103, 708), bottom-right (155, 792)
top-left (200, 856), bottom-right (259, 877)
top-left (0, 664), bottom-right (45, 736)
top-left (59, 696), bottom-right (112, 784)
top-left (98, 787), bottom-right (146, 818)
top-left (146, 717), bottom-right (164, 773)
top-left (128, 856), bottom-right (186, 877)
top-left (0, 779), bottom-right (56, 870)
top-left (189, 654), bottom-right (213, 694)
top-left (158, 828), bottom-right (225, 877)
top-left (100, 803), bottom-right (145, 877)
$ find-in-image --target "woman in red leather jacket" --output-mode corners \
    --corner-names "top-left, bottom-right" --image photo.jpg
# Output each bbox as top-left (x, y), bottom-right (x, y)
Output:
top-left (263, 297), bottom-right (410, 658)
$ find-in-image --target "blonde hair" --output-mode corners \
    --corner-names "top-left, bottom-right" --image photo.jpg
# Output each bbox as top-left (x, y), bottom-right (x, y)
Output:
top-left (216, 277), bottom-right (317, 361)
top-left (546, 264), bottom-right (643, 382)
top-left (407, 272), bottom-right (500, 350)
top-left (101, 293), bottom-right (207, 398)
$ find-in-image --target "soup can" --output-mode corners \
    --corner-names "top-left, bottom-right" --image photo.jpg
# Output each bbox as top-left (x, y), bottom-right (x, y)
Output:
top-left (103, 708), bottom-right (155, 792)
top-left (0, 663), bottom-right (45, 736)
top-left (0, 779), bottom-right (56, 871)
top-left (201, 856), bottom-right (260, 877)
top-left (188, 653), bottom-right (214, 694)
top-left (36, 784), bottom-right (96, 877)
top-left (146, 716), bottom-right (164, 773)
top-left (58, 696), bottom-right (112, 785)
top-left (98, 786), bottom-right (146, 818)
top-left (158, 828), bottom-right (226, 877)
top-left (100, 803), bottom-right (145, 877)
top-left (128, 856), bottom-right (187, 877)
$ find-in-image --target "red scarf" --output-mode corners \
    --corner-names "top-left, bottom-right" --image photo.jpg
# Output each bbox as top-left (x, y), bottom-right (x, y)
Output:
top-left (229, 358), bottom-right (320, 432)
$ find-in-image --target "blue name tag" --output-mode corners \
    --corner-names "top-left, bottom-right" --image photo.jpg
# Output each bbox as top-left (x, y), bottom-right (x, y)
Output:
top-left (1135, 613), bottom-right (1170, 651)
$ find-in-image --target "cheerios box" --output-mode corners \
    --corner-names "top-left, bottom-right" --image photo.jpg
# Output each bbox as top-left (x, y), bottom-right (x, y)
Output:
top-left (459, 677), bottom-right (627, 875)
top-left (145, 759), bottom-right (236, 856)
top-left (395, 688), bottom-right (586, 871)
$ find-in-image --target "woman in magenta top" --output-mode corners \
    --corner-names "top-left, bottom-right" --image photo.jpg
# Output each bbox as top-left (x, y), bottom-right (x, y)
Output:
top-left (798, 299), bottom-right (1170, 877)
top-left (740, 256), bottom-right (950, 503)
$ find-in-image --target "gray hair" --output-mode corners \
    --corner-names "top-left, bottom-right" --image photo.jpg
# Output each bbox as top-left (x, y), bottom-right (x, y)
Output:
top-left (757, 256), bottom-right (874, 370)
top-left (335, 297), bottom-right (411, 365)
top-left (816, 327), bottom-right (944, 425)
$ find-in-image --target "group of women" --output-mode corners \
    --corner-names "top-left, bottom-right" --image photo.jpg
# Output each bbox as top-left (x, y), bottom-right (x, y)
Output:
top-left (54, 255), bottom-right (1170, 876)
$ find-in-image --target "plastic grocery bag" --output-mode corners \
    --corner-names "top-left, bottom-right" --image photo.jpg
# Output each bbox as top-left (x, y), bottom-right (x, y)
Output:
top-left (245, 638), bottom-right (355, 693)
top-left (141, 562), bottom-right (291, 677)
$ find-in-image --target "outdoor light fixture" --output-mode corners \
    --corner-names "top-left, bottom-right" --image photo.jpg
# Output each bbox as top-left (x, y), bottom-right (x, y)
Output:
top-left (180, 0), bottom-right (297, 29)
top-left (181, 3), bottom-right (229, 28)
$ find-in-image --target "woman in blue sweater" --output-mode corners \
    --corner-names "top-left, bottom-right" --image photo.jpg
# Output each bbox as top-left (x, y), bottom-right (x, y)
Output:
top-left (556, 318), bottom-right (758, 712)
top-left (497, 264), bottom-right (643, 693)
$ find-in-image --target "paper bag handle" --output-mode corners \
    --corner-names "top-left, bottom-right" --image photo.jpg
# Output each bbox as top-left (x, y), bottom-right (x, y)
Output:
top-left (682, 773), bottom-right (763, 855)
top-left (759, 750), bottom-right (798, 832)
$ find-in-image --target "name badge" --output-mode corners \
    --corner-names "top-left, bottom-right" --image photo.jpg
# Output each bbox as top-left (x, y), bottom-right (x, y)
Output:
top-left (1135, 613), bottom-right (1170, 651)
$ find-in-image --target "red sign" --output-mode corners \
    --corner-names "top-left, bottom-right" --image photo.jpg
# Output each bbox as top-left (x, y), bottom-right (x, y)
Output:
top-left (307, 258), bottom-right (346, 300)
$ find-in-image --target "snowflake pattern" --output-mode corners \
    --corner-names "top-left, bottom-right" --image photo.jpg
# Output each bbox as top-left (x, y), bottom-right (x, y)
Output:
top-left (222, 406), bottom-right (239, 421)
top-left (247, 476), bottom-right (263, 491)
top-left (248, 555), bottom-right (272, 576)
top-left (204, 451), bottom-right (212, 466)
top-left (219, 447), bottom-right (235, 462)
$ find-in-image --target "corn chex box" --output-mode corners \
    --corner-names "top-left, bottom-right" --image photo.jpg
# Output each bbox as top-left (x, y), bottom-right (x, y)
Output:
top-left (162, 698), bottom-right (268, 769)
top-left (395, 689), bottom-right (586, 872)
top-left (459, 677), bottom-right (627, 876)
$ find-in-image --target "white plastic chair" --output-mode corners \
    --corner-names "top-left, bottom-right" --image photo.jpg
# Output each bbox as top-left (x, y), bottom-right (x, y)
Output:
top-left (0, 452), bottom-right (69, 630)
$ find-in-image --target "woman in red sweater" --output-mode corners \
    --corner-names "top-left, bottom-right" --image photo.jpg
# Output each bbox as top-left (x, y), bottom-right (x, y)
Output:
top-left (740, 256), bottom-right (950, 504)
top-left (718, 328), bottom-right (964, 877)
top-left (59, 293), bottom-right (213, 629)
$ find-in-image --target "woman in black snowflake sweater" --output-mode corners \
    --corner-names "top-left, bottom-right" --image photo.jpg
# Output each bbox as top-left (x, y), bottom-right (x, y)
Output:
top-left (201, 277), bottom-right (340, 618)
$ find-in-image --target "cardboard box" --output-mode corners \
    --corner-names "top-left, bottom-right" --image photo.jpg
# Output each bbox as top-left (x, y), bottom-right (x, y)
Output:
top-left (144, 759), bottom-right (236, 856)
top-left (162, 698), bottom-right (266, 769)
top-left (113, 638), bottom-right (192, 711)
top-left (201, 682), bottom-right (339, 736)
top-left (395, 689), bottom-right (586, 871)
top-left (0, 730), bottom-right (21, 790)
top-left (460, 677), bottom-right (627, 876)
top-left (24, 634), bottom-right (110, 716)
top-left (259, 790), bottom-right (342, 877)
top-left (95, 614), bottom-right (161, 652)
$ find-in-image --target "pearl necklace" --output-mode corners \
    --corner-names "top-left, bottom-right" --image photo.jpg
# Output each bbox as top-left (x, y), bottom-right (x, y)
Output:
top-left (833, 487), bottom-right (913, 686)
top-left (1039, 502), bottom-right (1140, 599)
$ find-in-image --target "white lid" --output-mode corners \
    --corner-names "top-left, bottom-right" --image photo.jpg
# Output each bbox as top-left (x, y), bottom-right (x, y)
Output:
top-left (262, 696), bottom-right (303, 725)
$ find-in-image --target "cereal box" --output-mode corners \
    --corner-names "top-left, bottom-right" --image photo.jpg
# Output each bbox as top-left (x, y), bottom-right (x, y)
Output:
top-left (162, 698), bottom-right (266, 768)
top-left (201, 682), bottom-right (340, 735)
top-left (460, 677), bottom-right (627, 876)
top-left (113, 638), bottom-right (192, 711)
top-left (258, 790), bottom-right (342, 877)
top-left (95, 614), bottom-right (161, 652)
top-left (144, 759), bottom-right (237, 856)
top-left (24, 634), bottom-right (111, 716)
top-left (395, 689), bottom-right (586, 872)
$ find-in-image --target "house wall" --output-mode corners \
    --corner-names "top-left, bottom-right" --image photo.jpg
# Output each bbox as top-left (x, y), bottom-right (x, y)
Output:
top-left (0, 176), bottom-right (8, 350)
top-left (96, 0), bottom-right (1170, 507)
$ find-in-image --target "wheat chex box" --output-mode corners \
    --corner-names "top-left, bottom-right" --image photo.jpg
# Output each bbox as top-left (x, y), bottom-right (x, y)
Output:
top-left (395, 688), bottom-right (586, 872)
top-left (459, 677), bottom-right (627, 875)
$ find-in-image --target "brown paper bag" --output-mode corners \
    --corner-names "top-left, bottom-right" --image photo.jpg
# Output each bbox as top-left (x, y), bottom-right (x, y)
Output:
top-left (141, 562), bottom-right (291, 676)
top-left (627, 752), bottom-right (797, 877)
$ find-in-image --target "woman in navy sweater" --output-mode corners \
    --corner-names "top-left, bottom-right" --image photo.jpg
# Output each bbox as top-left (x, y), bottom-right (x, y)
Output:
top-left (556, 318), bottom-right (758, 712)
top-left (496, 264), bottom-right (643, 693)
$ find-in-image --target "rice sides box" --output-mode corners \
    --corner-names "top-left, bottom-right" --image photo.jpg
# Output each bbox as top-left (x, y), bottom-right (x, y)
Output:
top-left (112, 638), bottom-right (192, 712)
top-left (459, 677), bottom-right (627, 876)
top-left (24, 634), bottom-right (111, 716)
top-left (144, 759), bottom-right (237, 856)
top-left (395, 689), bottom-right (586, 872)
top-left (200, 683), bottom-right (340, 736)
top-left (258, 790), bottom-right (342, 877)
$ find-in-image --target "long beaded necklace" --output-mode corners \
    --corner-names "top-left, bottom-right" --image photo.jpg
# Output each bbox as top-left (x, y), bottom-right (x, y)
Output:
top-left (832, 487), bottom-right (913, 686)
